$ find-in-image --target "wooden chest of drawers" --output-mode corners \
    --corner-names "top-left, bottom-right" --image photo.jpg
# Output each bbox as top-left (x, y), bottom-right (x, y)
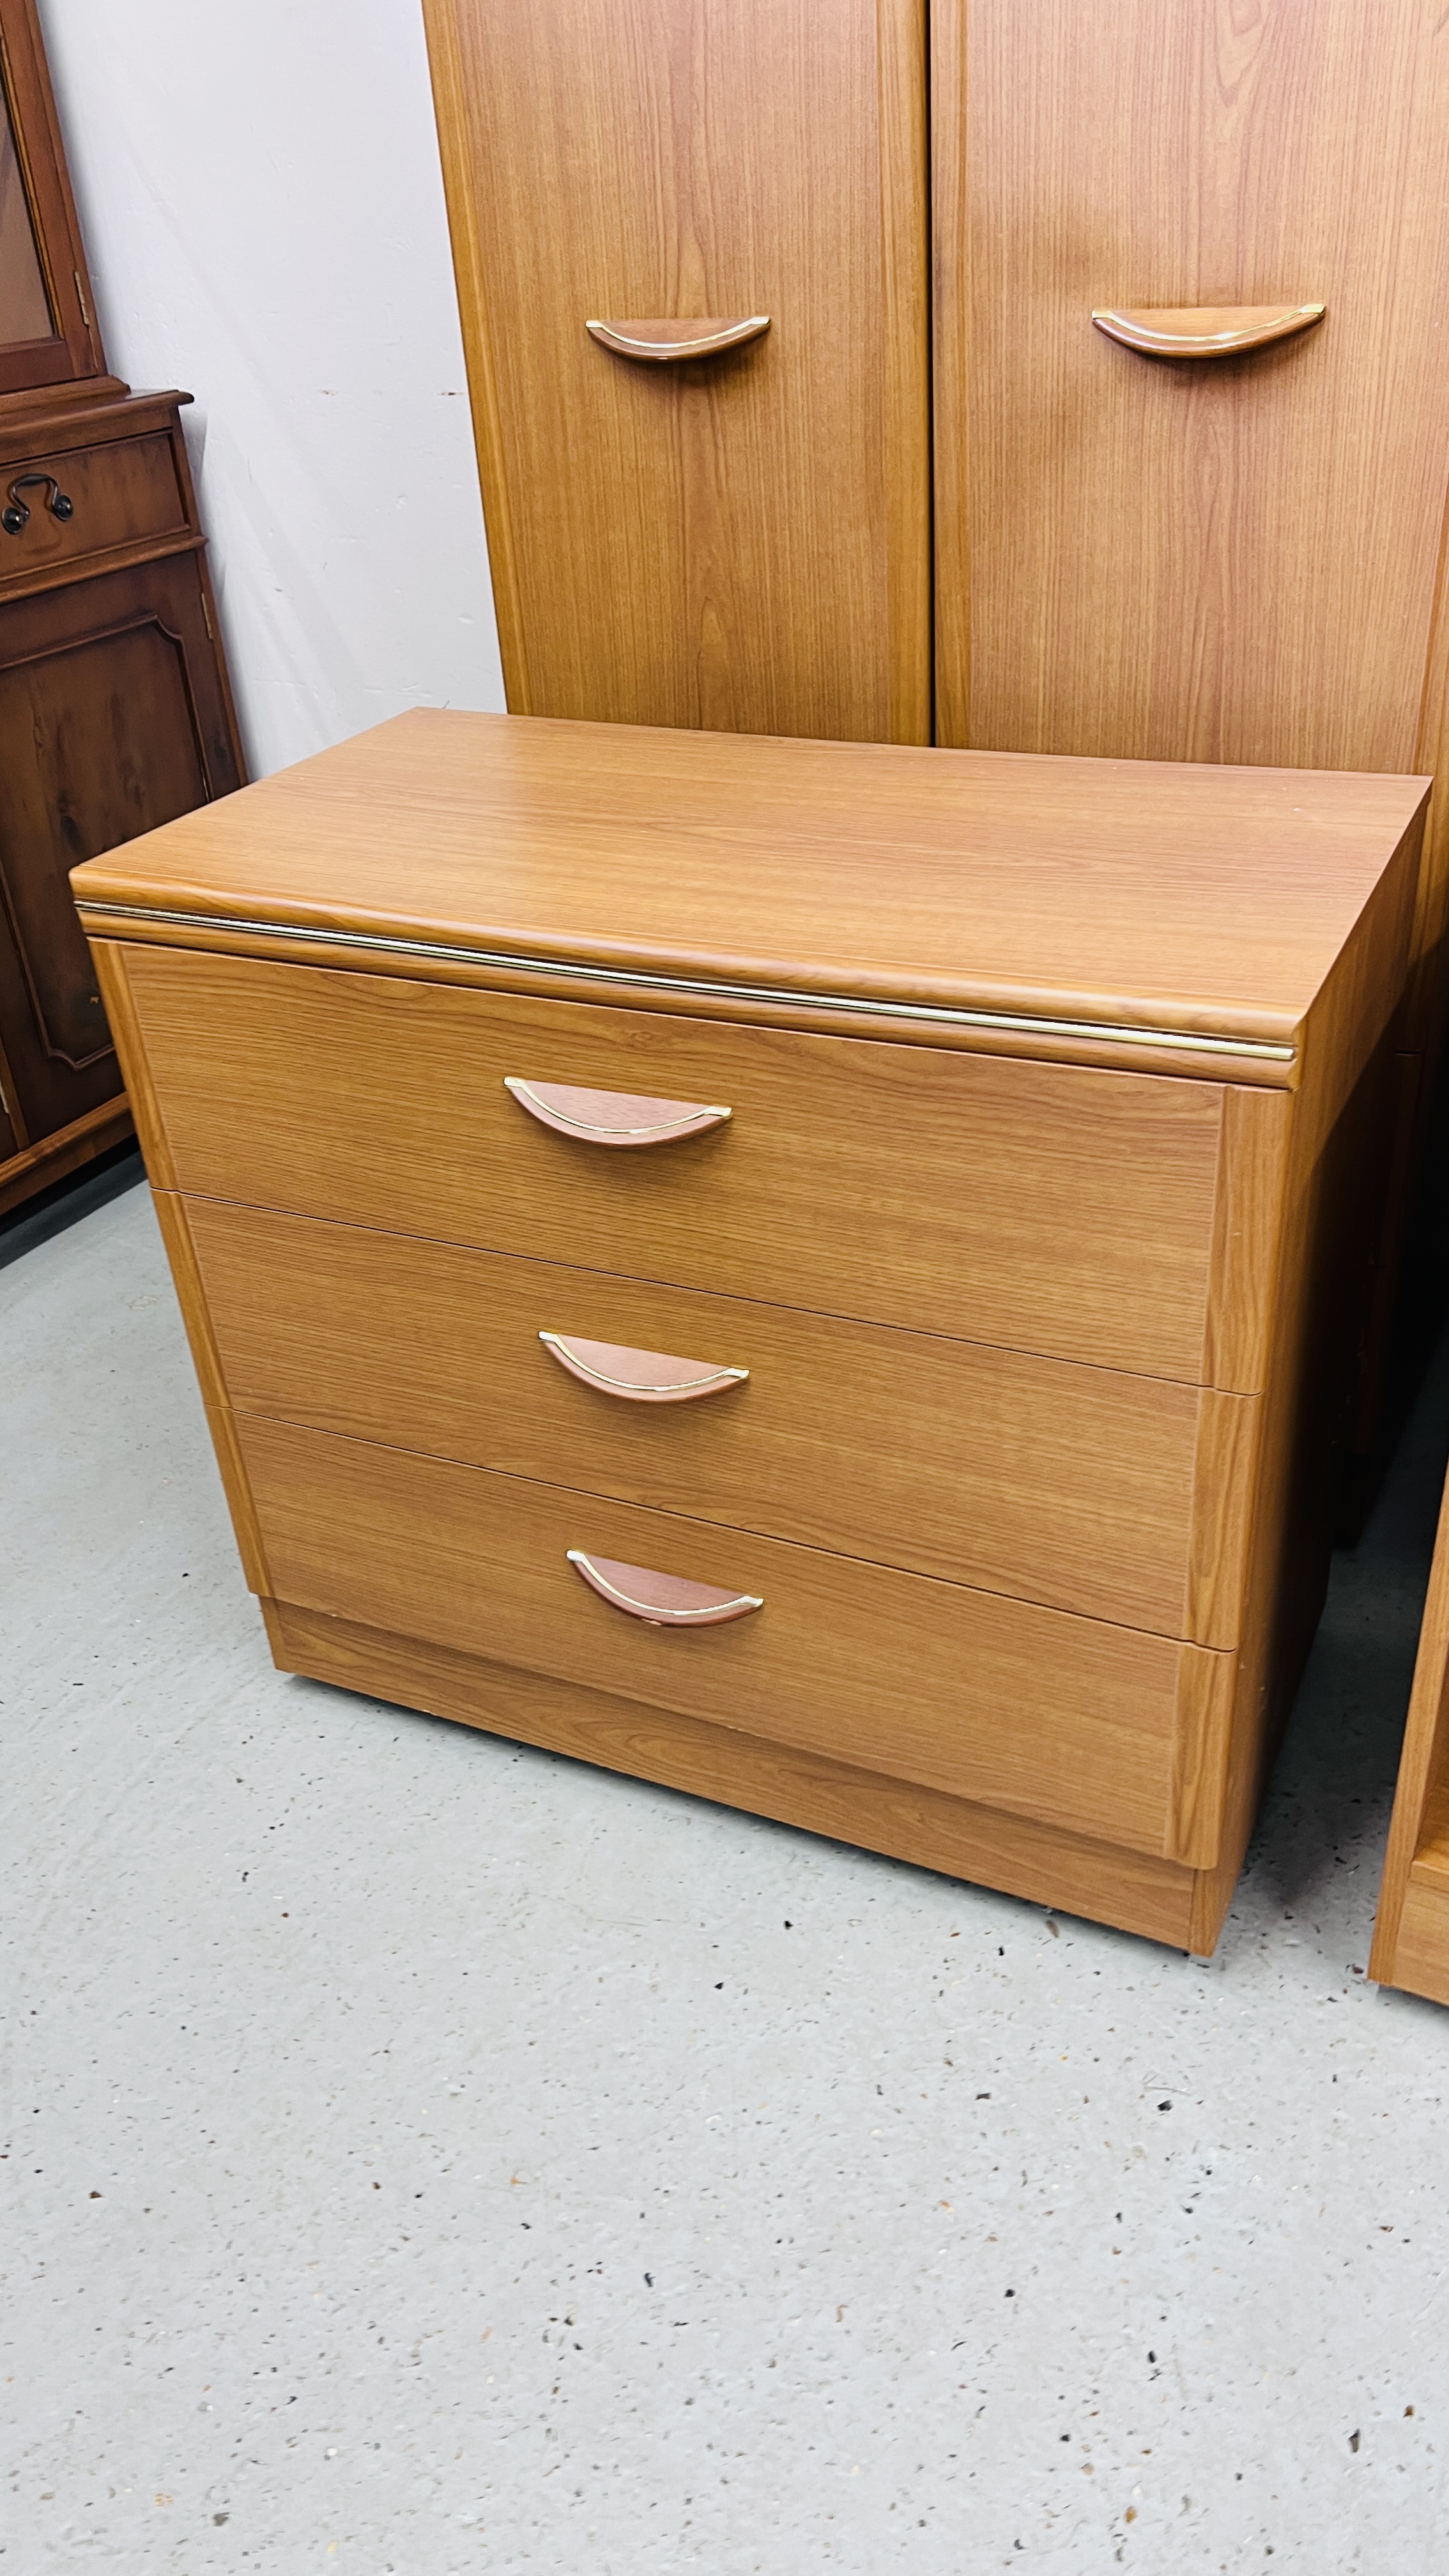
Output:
top-left (72, 712), bottom-right (1428, 1953)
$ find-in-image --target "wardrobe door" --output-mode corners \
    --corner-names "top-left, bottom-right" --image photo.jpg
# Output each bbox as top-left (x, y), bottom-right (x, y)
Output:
top-left (933, 0), bottom-right (1449, 1030)
top-left (424, 0), bottom-right (930, 744)
top-left (933, 0), bottom-right (1449, 1475)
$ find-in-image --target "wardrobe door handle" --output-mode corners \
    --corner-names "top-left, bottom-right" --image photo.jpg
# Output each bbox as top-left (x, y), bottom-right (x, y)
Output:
top-left (567, 1550), bottom-right (763, 1626)
top-left (585, 316), bottom-right (770, 363)
top-left (540, 1332), bottom-right (748, 1403)
top-left (504, 1077), bottom-right (731, 1146)
top-left (1091, 302), bottom-right (1325, 358)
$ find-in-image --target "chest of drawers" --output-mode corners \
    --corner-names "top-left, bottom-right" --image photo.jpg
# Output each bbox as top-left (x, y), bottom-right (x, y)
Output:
top-left (72, 712), bottom-right (1427, 1953)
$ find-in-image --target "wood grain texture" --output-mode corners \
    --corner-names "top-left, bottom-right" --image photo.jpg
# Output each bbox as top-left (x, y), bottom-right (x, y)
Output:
top-left (1089, 305), bottom-right (1325, 358)
top-left (123, 948), bottom-right (1232, 1383)
top-left (1387, 1879), bottom-right (1449, 2011)
top-left (0, 429), bottom-right (185, 578)
top-left (1199, 1082), bottom-right (1292, 1394)
top-left (0, 395), bottom-right (204, 612)
top-left (180, 1194), bottom-right (1259, 1641)
top-left (1370, 1452), bottom-right (1449, 1998)
top-left (0, 0), bottom-right (107, 398)
top-left (1411, 1778), bottom-right (1449, 1881)
top-left (0, 385), bottom-right (243, 1215)
top-left (263, 1597), bottom-right (1201, 1952)
top-left (420, 0), bottom-right (930, 742)
top-left (141, 1186), bottom-right (271, 1595)
top-left (583, 318), bottom-right (771, 363)
top-left (0, 585), bottom-right (208, 1138)
top-left (419, 0), bottom-right (528, 708)
top-left (77, 711), bottom-right (1423, 1952)
top-left (1184, 1387), bottom-right (1260, 1653)
top-left (935, 0), bottom-right (1449, 774)
top-left (934, 0), bottom-right (1449, 1454)
top-left (237, 1414), bottom-right (1232, 1862)
top-left (89, 940), bottom-right (174, 1186)
top-left (0, 1088), bottom-right (129, 1215)
top-left (70, 709), bottom-right (1430, 1061)
top-left (1166, 1639), bottom-right (1237, 1871)
top-left (1188, 845), bottom-right (1418, 1954)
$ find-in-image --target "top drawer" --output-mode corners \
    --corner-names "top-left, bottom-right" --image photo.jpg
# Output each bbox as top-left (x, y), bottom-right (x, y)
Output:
top-left (119, 944), bottom-right (1261, 1384)
top-left (0, 433), bottom-right (189, 583)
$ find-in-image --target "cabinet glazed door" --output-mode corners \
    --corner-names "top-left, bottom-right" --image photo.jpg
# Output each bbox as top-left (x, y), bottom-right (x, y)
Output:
top-left (424, 0), bottom-right (930, 744)
top-left (933, 0), bottom-right (1449, 1031)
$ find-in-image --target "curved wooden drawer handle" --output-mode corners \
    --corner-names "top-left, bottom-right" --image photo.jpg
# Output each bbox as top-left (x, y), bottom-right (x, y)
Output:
top-left (567, 1549), bottom-right (763, 1626)
top-left (585, 316), bottom-right (770, 363)
top-left (504, 1077), bottom-right (731, 1146)
top-left (540, 1331), bottom-right (748, 1403)
top-left (1091, 302), bottom-right (1325, 358)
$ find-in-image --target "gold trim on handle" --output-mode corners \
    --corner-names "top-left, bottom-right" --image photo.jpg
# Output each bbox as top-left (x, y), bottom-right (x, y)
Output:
top-left (540, 1331), bottom-right (748, 1403)
top-left (585, 316), bottom-right (770, 363)
top-left (504, 1076), bottom-right (732, 1145)
top-left (1091, 302), bottom-right (1325, 358)
top-left (567, 1549), bottom-right (763, 1626)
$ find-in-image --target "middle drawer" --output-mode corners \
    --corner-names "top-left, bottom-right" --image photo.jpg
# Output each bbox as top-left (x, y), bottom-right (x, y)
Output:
top-left (183, 1195), bottom-right (1257, 1644)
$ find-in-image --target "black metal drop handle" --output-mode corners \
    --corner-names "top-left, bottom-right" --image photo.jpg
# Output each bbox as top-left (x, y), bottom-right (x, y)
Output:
top-left (3, 472), bottom-right (75, 537)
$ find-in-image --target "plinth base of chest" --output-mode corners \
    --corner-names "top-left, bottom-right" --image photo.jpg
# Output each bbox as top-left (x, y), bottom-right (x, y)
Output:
top-left (259, 1594), bottom-right (1218, 1956)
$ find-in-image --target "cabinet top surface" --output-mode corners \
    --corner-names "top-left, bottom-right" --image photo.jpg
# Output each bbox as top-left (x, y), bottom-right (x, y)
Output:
top-left (71, 710), bottom-right (1428, 1054)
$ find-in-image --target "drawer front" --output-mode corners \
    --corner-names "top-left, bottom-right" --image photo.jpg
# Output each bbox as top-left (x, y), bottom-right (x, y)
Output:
top-left (0, 433), bottom-right (189, 578)
top-left (187, 1196), bottom-right (1257, 1643)
top-left (125, 946), bottom-right (1235, 1381)
top-left (236, 1415), bottom-right (1234, 1865)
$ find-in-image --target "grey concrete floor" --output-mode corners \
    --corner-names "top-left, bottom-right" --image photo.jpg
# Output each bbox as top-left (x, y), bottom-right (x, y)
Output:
top-left (4, 1171), bottom-right (1449, 2575)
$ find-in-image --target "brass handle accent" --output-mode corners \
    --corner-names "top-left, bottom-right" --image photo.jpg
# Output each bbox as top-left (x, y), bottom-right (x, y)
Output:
top-left (540, 1331), bottom-right (747, 1404)
top-left (585, 316), bottom-right (770, 364)
top-left (504, 1077), bottom-right (731, 1146)
top-left (568, 1549), bottom-right (762, 1626)
top-left (1091, 302), bottom-right (1325, 358)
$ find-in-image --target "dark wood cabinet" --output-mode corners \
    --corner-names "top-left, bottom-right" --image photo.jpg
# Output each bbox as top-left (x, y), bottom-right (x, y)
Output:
top-left (0, 0), bottom-right (243, 1216)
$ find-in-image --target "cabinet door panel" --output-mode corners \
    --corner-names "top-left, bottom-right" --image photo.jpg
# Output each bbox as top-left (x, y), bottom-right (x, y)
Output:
top-left (934, 0), bottom-right (1449, 774)
top-left (0, 550), bottom-right (241, 1140)
top-left (425, 0), bottom-right (930, 743)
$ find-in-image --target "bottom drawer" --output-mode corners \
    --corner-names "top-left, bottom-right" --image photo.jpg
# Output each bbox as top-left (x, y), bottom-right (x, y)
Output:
top-left (236, 1415), bottom-right (1234, 1866)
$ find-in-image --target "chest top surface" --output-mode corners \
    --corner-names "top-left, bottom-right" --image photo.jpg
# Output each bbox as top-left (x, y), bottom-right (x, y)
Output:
top-left (70, 709), bottom-right (1429, 1062)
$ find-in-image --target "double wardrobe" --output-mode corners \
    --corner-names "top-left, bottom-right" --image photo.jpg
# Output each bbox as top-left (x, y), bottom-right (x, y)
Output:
top-left (422, 0), bottom-right (1449, 1471)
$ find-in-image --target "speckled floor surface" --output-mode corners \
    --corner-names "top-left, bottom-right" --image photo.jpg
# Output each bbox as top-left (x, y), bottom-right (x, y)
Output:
top-left (3, 1170), bottom-right (1448, 2574)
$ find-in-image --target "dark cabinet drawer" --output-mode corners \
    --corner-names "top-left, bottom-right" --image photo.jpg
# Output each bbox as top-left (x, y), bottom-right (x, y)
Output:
top-left (0, 431), bottom-right (189, 586)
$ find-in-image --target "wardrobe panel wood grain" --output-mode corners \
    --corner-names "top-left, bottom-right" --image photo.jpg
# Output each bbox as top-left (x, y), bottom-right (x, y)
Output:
top-left (935, 0), bottom-right (1449, 776)
top-left (421, 0), bottom-right (930, 741)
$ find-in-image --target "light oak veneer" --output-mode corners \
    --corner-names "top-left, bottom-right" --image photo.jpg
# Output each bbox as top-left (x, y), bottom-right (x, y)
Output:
top-left (119, 950), bottom-right (1239, 1386)
top-left (235, 1413), bottom-right (1232, 1868)
top-left (421, 0), bottom-right (930, 744)
top-left (73, 709), bottom-right (1427, 1954)
top-left (180, 1196), bottom-right (1259, 1643)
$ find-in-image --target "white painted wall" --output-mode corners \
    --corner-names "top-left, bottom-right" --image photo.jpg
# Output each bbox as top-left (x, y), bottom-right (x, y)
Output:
top-left (35, 0), bottom-right (504, 780)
